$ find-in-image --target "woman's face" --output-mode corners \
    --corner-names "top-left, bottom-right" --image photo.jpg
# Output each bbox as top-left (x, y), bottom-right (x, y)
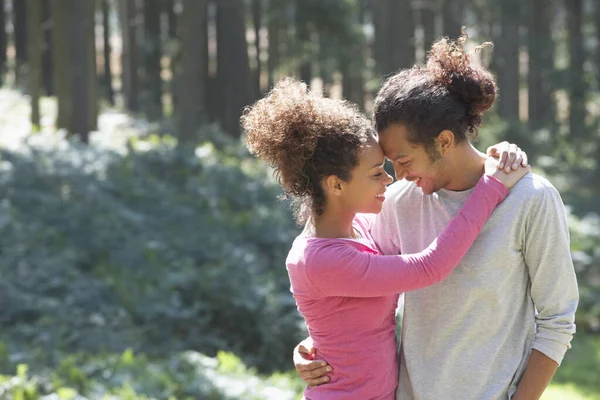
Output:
top-left (340, 140), bottom-right (394, 214)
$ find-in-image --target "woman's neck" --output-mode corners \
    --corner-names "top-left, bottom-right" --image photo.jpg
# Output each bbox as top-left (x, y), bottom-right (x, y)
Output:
top-left (311, 207), bottom-right (357, 239)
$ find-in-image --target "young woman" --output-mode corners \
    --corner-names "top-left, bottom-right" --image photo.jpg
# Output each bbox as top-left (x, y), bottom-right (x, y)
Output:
top-left (241, 75), bottom-right (528, 399)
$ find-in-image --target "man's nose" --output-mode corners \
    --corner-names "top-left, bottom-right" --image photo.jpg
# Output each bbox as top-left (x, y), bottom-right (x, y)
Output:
top-left (393, 164), bottom-right (408, 181)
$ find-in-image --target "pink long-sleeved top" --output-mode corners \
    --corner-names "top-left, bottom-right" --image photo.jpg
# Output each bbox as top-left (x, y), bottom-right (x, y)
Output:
top-left (286, 175), bottom-right (509, 400)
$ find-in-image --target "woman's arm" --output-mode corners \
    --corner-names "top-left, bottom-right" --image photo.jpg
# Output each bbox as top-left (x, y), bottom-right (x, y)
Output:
top-left (306, 175), bottom-right (508, 297)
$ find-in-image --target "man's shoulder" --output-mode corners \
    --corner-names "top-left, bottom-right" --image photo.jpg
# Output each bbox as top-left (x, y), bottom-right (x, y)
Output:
top-left (509, 172), bottom-right (561, 200)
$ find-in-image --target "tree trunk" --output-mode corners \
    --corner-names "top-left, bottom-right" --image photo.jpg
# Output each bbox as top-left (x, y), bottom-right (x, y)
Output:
top-left (267, 0), bottom-right (280, 89)
top-left (120, 0), bottom-right (140, 112)
top-left (165, 0), bottom-right (179, 111)
top-left (13, 0), bottom-right (27, 84)
top-left (372, 0), bottom-right (388, 75)
top-left (177, 0), bottom-right (207, 144)
top-left (167, 0), bottom-right (177, 40)
top-left (318, 33), bottom-right (334, 97)
top-left (53, 0), bottom-right (72, 131)
top-left (26, 0), bottom-right (42, 130)
top-left (527, 0), bottom-right (555, 131)
top-left (252, 0), bottom-right (262, 98)
top-left (495, 0), bottom-right (520, 121)
top-left (69, 0), bottom-right (97, 141)
top-left (341, 2), bottom-right (365, 109)
top-left (86, 0), bottom-right (97, 133)
top-left (0, 0), bottom-right (7, 84)
top-left (216, 0), bottom-right (250, 137)
top-left (442, 0), bottom-right (463, 39)
top-left (421, 5), bottom-right (436, 60)
top-left (373, 0), bottom-right (415, 77)
top-left (296, 0), bottom-right (312, 86)
top-left (595, 0), bottom-right (600, 90)
top-left (565, 0), bottom-right (585, 142)
top-left (102, 0), bottom-right (114, 105)
top-left (42, 0), bottom-right (53, 96)
top-left (142, 0), bottom-right (162, 120)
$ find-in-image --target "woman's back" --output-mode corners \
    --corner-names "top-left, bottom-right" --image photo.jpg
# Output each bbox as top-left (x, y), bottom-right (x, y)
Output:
top-left (287, 215), bottom-right (399, 400)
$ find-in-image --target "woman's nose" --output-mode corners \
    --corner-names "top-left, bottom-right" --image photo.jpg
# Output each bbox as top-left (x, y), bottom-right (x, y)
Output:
top-left (385, 172), bottom-right (394, 184)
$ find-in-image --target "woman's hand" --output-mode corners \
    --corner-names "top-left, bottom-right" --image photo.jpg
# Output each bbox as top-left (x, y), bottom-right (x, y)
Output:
top-left (484, 156), bottom-right (531, 189)
top-left (486, 141), bottom-right (528, 174)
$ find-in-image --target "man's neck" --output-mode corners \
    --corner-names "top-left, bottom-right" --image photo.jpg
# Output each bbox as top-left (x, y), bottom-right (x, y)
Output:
top-left (443, 143), bottom-right (486, 192)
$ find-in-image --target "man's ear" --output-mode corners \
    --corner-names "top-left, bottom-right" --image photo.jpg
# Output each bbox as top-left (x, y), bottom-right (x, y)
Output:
top-left (436, 130), bottom-right (455, 154)
top-left (324, 175), bottom-right (344, 196)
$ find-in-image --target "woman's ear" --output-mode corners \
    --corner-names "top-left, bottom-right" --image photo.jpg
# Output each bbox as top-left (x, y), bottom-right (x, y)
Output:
top-left (324, 175), bottom-right (344, 196)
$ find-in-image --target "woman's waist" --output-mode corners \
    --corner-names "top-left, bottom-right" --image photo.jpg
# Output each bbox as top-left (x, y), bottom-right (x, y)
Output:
top-left (304, 352), bottom-right (398, 400)
top-left (311, 332), bottom-right (398, 378)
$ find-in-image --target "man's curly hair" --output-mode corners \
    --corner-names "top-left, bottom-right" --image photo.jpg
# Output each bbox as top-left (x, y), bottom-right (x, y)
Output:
top-left (374, 31), bottom-right (497, 157)
top-left (242, 78), bottom-right (375, 224)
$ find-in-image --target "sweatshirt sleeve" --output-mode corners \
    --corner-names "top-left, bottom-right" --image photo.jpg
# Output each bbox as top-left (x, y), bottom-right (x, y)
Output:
top-left (305, 175), bottom-right (509, 297)
top-left (523, 183), bottom-right (579, 365)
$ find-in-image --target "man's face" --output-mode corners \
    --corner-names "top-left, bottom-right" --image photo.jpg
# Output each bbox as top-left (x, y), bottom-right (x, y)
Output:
top-left (378, 124), bottom-right (450, 195)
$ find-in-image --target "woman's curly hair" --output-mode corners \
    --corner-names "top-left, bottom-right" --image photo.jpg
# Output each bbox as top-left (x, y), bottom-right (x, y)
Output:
top-left (242, 78), bottom-right (375, 224)
top-left (374, 30), bottom-right (497, 155)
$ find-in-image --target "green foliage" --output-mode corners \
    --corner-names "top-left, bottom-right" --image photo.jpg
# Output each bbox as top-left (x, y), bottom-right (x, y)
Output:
top-left (0, 132), bottom-right (304, 375)
top-left (568, 213), bottom-right (600, 333)
top-left (551, 334), bottom-right (600, 398)
top-left (0, 350), bottom-right (301, 399)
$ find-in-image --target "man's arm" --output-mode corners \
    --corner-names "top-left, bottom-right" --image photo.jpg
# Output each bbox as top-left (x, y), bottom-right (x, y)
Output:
top-left (293, 337), bottom-right (332, 387)
top-left (514, 180), bottom-right (579, 398)
top-left (512, 350), bottom-right (558, 400)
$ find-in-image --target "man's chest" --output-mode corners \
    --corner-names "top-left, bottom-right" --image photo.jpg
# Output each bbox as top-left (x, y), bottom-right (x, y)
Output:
top-left (396, 199), bottom-right (528, 292)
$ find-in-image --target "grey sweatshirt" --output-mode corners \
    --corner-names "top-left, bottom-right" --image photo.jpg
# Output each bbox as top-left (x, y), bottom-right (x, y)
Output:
top-left (371, 172), bottom-right (579, 400)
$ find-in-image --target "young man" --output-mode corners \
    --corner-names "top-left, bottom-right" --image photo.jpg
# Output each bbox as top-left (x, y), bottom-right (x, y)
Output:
top-left (293, 37), bottom-right (578, 399)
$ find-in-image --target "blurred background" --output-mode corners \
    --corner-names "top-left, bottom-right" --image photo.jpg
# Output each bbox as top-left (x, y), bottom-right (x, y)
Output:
top-left (0, 0), bottom-right (598, 399)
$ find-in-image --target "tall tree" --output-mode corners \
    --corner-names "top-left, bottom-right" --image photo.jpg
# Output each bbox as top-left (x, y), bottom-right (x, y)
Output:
top-left (421, 3), bottom-right (436, 60)
top-left (167, 0), bottom-right (177, 40)
top-left (164, 0), bottom-right (180, 110)
top-left (216, 0), bottom-right (250, 137)
top-left (26, 0), bottom-right (42, 129)
top-left (318, 32), bottom-right (335, 97)
top-left (102, 0), bottom-right (114, 105)
top-left (595, 0), bottom-right (600, 90)
top-left (177, 0), bottom-right (207, 144)
top-left (69, 0), bottom-right (97, 141)
top-left (296, 0), bottom-right (312, 85)
top-left (527, 0), bottom-right (555, 132)
top-left (42, 0), bottom-right (53, 96)
top-left (340, 2), bottom-right (366, 108)
top-left (120, 0), bottom-right (140, 112)
top-left (372, 0), bottom-right (415, 77)
top-left (441, 0), bottom-right (462, 39)
top-left (565, 0), bottom-right (586, 142)
top-left (53, 0), bottom-right (72, 131)
top-left (142, 0), bottom-right (163, 120)
top-left (13, 0), bottom-right (27, 84)
top-left (0, 0), bottom-right (7, 85)
top-left (267, 0), bottom-right (281, 89)
top-left (495, 0), bottom-right (520, 122)
top-left (251, 0), bottom-right (262, 97)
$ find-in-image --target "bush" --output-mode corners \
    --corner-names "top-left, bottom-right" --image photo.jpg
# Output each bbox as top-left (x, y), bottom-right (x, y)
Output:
top-left (0, 350), bottom-right (303, 399)
top-left (0, 133), bottom-right (304, 374)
